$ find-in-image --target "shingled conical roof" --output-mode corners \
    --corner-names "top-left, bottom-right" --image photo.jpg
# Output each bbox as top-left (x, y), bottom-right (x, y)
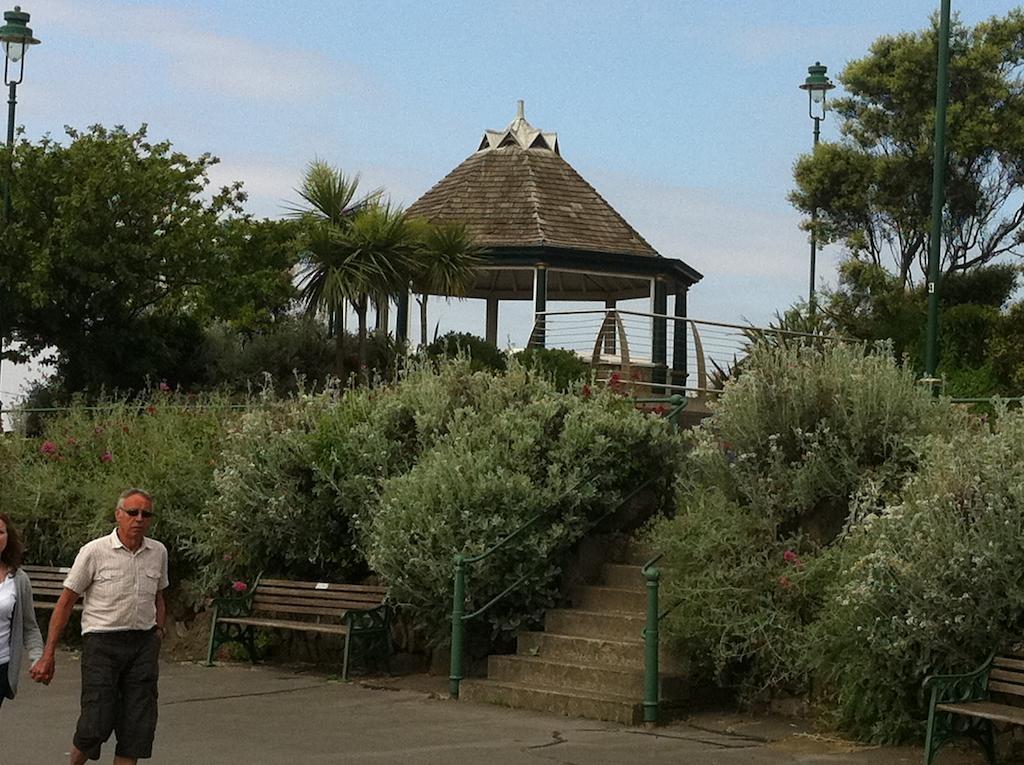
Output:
top-left (406, 102), bottom-right (661, 259)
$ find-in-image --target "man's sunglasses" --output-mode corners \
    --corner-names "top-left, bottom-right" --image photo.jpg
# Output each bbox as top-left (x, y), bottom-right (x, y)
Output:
top-left (122, 509), bottom-right (154, 519)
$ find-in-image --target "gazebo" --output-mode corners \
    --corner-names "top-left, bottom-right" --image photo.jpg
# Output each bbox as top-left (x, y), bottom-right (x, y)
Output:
top-left (401, 102), bottom-right (702, 388)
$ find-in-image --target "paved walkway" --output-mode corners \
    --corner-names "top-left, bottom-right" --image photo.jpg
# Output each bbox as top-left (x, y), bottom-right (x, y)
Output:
top-left (0, 653), bottom-right (987, 764)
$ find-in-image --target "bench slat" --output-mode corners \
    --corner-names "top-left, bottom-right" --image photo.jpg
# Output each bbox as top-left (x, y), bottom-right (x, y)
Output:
top-left (251, 602), bottom-right (350, 618)
top-left (994, 656), bottom-right (1024, 672)
top-left (253, 593), bottom-right (385, 610)
top-left (218, 616), bottom-right (349, 636)
top-left (253, 596), bottom-right (377, 612)
top-left (989, 668), bottom-right (1024, 692)
top-left (938, 701), bottom-right (1024, 725)
top-left (988, 680), bottom-right (1024, 698)
top-left (258, 579), bottom-right (387, 595)
top-left (257, 584), bottom-right (386, 601)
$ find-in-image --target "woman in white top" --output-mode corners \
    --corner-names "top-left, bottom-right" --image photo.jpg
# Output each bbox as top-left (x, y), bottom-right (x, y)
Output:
top-left (0, 513), bottom-right (44, 709)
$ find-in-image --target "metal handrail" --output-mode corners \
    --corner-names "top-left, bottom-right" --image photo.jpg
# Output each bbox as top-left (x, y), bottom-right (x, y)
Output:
top-left (639, 550), bottom-right (687, 725)
top-left (448, 471), bottom-right (670, 699)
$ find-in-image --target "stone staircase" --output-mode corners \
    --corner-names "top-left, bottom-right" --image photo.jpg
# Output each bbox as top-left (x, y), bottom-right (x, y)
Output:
top-left (459, 546), bottom-right (686, 725)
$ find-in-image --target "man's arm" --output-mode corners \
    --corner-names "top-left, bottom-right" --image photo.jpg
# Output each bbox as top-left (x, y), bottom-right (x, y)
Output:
top-left (30, 587), bottom-right (80, 684)
top-left (155, 589), bottom-right (166, 637)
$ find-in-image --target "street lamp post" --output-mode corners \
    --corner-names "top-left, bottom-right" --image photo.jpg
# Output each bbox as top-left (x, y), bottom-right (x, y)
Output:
top-left (1, 5), bottom-right (40, 219)
top-left (0, 5), bottom-right (40, 427)
top-left (799, 61), bottom-right (835, 314)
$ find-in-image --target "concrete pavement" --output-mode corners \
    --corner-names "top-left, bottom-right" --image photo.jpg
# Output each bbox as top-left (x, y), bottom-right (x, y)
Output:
top-left (0, 653), bottom-right (988, 764)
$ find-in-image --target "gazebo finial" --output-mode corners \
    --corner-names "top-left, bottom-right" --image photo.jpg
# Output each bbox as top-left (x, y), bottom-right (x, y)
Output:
top-left (477, 102), bottom-right (560, 155)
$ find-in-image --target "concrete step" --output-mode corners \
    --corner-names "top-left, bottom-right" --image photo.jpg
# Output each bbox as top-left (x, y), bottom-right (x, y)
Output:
top-left (487, 655), bottom-right (646, 697)
top-left (517, 631), bottom-right (643, 670)
top-left (601, 563), bottom-right (646, 590)
top-left (608, 540), bottom-right (655, 567)
top-left (571, 584), bottom-right (647, 613)
top-left (544, 609), bottom-right (646, 642)
top-left (459, 679), bottom-right (641, 726)
top-left (517, 631), bottom-right (688, 675)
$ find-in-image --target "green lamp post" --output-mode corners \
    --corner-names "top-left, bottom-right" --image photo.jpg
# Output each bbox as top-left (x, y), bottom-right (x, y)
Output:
top-left (0, 5), bottom-right (40, 428)
top-left (1, 5), bottom-right (39, 218)
top-left (799, 61), bottom-right (834, 313)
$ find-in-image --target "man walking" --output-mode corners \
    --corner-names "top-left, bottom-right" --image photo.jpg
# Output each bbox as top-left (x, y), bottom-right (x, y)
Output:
top-left (31, 488), bottom-right (168, 764)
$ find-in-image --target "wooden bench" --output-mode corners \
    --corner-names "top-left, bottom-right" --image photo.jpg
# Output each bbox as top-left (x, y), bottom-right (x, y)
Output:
top-left (205, 576), bottom-right (390, 680)
top-left (924, 653), bottom-right (1024, 764)
top-left (22, 564), bottom-right (82, 612)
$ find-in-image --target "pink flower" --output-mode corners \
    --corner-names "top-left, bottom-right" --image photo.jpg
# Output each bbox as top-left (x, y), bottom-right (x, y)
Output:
top-left (66, 436), bottom-right (78, 446)
top-left (158, 382), bottom-right (170, 392)
top-left (145, 405), bottom-right (157, 415)
top-left (99, 451), bottom-right (113, 464)
top-left (231, 581), bottom-right (248, 593)
top-left (783, 550), bottom-right (804, 568)
top-left (222, 553), bottom-right (234, 562)
top-left (778, 576), bottom-right (792, 589)
top-left (40, 440), bottom-right (58, 455)
top-left (94, 426), bottom-right (105, 435)
top-left (581, 383), bottom-right (592, 399)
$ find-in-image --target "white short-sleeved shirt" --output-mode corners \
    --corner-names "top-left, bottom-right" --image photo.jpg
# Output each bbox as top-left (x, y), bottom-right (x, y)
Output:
top-left (63, 530), bottom-right (169, 634)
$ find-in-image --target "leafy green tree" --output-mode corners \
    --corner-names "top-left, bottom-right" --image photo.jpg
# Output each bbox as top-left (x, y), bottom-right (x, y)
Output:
top-left (821, 261), bottom-right (1022, 396)
top-left (411, 220), bottom-right (481, 347)
top-left (0, 125), bottom-right (296, 393)
top-left (790, 10), bottom-right (1024, 287)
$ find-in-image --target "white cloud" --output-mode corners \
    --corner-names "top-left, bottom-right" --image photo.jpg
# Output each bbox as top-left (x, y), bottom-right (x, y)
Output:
top-left (36, 0), bottom-right (363, 101)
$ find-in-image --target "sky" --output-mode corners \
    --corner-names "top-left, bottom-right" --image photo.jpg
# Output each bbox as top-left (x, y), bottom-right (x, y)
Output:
top-left (1, 0), bottom-right (1020, 405)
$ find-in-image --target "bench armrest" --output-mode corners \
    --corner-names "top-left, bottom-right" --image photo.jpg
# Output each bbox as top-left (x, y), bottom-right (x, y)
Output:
top-left (923, 654), bottom-right (995, 705)
top-left (211, 593), bottom-right (255, 619)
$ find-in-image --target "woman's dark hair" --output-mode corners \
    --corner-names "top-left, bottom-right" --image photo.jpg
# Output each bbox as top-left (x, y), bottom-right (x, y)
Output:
top-left (0, 513), bottom-right (24, 571)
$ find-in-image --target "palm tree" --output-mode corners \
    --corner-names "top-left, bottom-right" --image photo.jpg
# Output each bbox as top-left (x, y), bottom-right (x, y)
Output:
top-left (411, 220), bottom-right (482, 347)
top-left (292, 161), bottom-right (417, 382)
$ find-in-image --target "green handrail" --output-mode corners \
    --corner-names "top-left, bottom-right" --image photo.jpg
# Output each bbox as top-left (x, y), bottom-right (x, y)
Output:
top-left (640, 550), bottom-right (688, 726)
top-left (641, 553), bottom-right (663, 725)
top-left (448, 472), bottom-right (669, 699)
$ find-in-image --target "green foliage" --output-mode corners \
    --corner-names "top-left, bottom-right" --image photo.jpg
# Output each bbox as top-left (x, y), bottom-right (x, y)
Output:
top-left (364, 365), bottom-right (680, 645)
top-left (0, 392), bottom-right (232, 582)
top-left (647, 342), bottom-right (965, 707)
top-left (512, 348), bottom-right (592, 392)
top-left (187, 395), bottom-right (369, 601)
top-left (0, 125), bottom-right (296, 394)
top-left (823, 260), bottom-right (1024, 396)
top-left (790, 10), bottom-right (1024, 284)
top-left (427, 332), bottom-right (507, 373)
top-left (810, 407), bottom-right (1024, 742)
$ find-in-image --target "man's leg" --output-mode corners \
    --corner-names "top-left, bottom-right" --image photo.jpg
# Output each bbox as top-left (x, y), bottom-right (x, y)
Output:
top-left (73, 634), bottom-right (120, 763)
top-left (113, 630), bottom-right (160, 762)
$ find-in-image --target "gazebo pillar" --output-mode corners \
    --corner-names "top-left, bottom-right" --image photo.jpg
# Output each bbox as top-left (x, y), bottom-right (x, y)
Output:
top-left (671, 288), bottom-right (688, 390)
top-left (528, 264), bottom-right (547, 349)
top-left (651, 277), bottom-right (668, 392)
top-left (395, 290), bottom-right (410, 343)
top-left (485, 297), bottom-right (499, 346)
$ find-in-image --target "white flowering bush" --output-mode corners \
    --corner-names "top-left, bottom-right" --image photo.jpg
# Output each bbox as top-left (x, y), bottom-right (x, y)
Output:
top-left (809, 405), bottom-right (1024, 742)
top-left (647, 342), bottom-right (968, 720)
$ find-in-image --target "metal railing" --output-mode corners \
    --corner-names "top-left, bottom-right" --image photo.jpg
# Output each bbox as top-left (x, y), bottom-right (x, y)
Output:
top-left (448, 472), bottom-right (670, 699)
top-left (529, 308), bottom-right (830, 398)
top-left (639, 551), bottom-right (686, 726)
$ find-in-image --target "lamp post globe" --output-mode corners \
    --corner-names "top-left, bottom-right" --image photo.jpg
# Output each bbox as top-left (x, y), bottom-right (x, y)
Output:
top-left (798, 61), bottom-right (834, 313)
top-left (0, 4), bottom-right (39, 430)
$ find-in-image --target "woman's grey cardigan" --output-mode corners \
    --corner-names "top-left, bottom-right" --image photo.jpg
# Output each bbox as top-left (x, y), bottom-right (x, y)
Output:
top-left (5, 568), bottom-right (44, 698)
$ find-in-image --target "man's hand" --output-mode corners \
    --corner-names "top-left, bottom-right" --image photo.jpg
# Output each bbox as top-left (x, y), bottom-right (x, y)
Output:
top-left (30, 654), bottom-right (54, 684)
